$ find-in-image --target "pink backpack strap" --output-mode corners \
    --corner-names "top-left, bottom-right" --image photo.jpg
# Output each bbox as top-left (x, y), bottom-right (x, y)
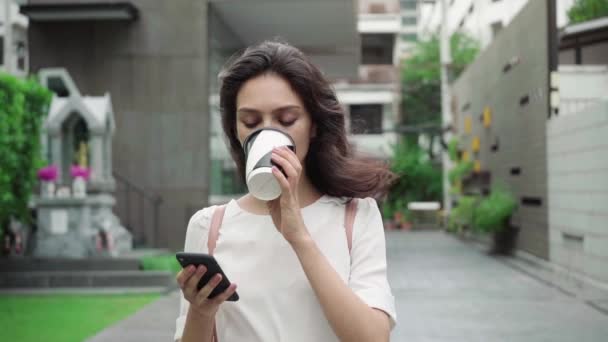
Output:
top-left (206, 204), bottom-right (227, 342)
top-left (345, 199), bottom-right (358, 254)
top-left (207, 205), bottom-right (226, 256)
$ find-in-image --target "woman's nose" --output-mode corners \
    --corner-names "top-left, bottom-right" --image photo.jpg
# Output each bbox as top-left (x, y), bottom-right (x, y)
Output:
top-left (261, 120), bottom-right (278, 129)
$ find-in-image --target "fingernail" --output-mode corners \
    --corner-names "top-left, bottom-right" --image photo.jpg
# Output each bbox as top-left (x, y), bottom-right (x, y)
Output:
top-left (197, 266), bottom-right (205, 273)
top-left (188, 265), bottom-right (195, 272)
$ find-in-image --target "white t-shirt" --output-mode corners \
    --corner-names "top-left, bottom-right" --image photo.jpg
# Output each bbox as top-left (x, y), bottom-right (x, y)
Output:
top-left (174, 195), bottom-right (397, 341)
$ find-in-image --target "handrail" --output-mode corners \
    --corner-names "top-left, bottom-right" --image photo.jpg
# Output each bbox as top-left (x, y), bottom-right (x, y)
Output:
top-left (112, 171), bottom-right (163, 247)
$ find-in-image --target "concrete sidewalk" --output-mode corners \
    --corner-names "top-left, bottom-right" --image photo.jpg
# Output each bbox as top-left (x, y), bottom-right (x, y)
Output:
top-left (86, 230), bottom-right (608, 341)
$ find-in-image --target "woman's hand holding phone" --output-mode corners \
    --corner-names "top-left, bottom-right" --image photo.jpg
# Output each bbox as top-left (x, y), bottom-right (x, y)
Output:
top-left (176, 264), bottom-right (238, 318)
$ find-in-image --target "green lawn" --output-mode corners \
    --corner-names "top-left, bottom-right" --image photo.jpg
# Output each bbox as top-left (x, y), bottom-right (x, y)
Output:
top-left (140, 254), bottom-right (182, 274)
top-left (0, 293), bottom-right (160, 342)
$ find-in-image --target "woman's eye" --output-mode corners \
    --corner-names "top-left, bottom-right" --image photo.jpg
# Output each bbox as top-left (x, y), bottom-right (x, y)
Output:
top-left (281, 120), bottom-right (296, 127)
top-left (244, 122), bottom-right (258, 129)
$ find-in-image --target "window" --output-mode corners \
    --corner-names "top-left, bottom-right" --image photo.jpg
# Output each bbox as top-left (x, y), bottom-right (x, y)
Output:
top-left (468, 4), bottom-right (474, 14)
top-left (350, 105), bottom-right (383, 134)
top-left (402, 16), bottom-right (417, 25)
top-left (491, 21), bottom-right (503, 38)
top-left (400, 1), bottom-right (417, 10)
top-left (361, 34), bottom-right (394, 65)
top-left (401, 33), bottom-right (417, 42)
top-left (0, 37), bottom-right (4, 66)
top-left (16, 41), bottom-right (26, 71)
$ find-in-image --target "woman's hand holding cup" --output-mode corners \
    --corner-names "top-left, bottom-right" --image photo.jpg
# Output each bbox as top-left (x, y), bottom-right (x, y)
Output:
top-left (268, 146), bottom-right (310, 245)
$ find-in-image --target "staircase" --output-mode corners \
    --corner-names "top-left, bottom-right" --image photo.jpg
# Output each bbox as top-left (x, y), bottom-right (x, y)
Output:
top-left (0, 250), bottom-right (177, 293)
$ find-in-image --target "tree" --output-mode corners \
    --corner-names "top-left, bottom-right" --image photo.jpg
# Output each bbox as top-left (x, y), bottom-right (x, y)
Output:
top-left (383, 140), bottom-right (442, 221)
top-left (567, 0), bottom-right (608, 24)
top-left (400, 33), bottom-right (479, 127)
top-left (383, 33), bottom-right (479, 221)
top-left (0, 73), bottom-right (52, 237)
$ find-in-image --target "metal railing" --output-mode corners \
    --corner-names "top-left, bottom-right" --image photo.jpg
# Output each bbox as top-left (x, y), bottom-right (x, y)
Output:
top-left (112, 171), bottom-right (162, 248)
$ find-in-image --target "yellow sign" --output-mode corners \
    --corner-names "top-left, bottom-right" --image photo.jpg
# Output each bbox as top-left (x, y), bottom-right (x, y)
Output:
top-left (472, 137), bottom-right (480, 152)
top-left (474, 160), bottom-right (481, 173)
top-left (483, 107), bottom-right (492, 128)
top-left (465, 116), bottom-right (472, 134)
top-left (462, 151), bottom-right (470, 161)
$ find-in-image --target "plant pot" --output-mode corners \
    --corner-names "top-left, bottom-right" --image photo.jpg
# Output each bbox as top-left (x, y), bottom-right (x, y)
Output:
top-left (491, 224), bottom-right (519, 255)
top-left (41, 181), bottom-right (55, 197)
top-left (72, 177), bottom-right (87, 198)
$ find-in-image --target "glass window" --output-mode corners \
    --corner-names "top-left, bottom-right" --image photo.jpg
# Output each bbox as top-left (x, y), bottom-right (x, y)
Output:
top-left (401, 33), bottom-right (418, 42)
top-left (402, 16), bottom-right (417, 25)
top-left (350, 105), bottom-right (383, 134)
top-left (361, 34), bottom-right (395, 65)
top-left (401, 1), bottom-right (417, 10)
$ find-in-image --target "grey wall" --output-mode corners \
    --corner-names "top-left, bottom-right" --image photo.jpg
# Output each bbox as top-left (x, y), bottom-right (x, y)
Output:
top-left (548, 100), bottom-right (608, 283)
top-left (28, 0), bottom-right (211, 250)
top-left (451, 0), bottom-right (550, 259)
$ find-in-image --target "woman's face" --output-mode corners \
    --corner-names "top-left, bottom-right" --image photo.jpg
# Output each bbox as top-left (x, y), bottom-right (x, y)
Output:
top-left (236, 72), bottom-right (316, 164)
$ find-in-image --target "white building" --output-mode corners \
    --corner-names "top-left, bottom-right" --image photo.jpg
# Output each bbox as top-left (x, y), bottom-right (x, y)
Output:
top-left (334, 0), bottom-right (401, 160)
top-left (419, 0), bottom-right (577, 50)
top-left (0, 0), bottom-right (29, 77)
top-left (398, 0), bottom-right (420, 59)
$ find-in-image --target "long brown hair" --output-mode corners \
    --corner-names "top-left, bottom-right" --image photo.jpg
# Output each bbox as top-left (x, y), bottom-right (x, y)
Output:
top-left (219, 40), bottom-right (396, 199)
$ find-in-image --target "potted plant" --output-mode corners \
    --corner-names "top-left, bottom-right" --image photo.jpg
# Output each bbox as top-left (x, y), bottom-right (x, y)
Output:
top-left (70, 165), bottom-right (91, 198)
top-left (447, 195), bottom-right (478, 233)
top-left (37, 165), bottom-right (58, 197)
top-left (473, 187), bottom-right (518, 255)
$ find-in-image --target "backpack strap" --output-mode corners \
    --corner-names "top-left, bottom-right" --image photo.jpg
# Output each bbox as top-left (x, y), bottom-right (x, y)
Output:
top-left (208, 205), bottom-right (227, 256)
top-left (206, 204), bottom-right (227, 342)
top-left (344, 199), bottom-right (359, 254)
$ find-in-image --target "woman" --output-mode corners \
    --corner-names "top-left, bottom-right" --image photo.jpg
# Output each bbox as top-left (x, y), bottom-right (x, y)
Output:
top-left (175, 40), bottom-right (397, 342)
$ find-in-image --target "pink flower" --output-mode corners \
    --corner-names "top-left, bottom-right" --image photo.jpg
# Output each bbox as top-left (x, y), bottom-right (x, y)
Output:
top-left (70, 165), bottom-right (91, 180)
top-left (37, 165), bottom-right (58, 182)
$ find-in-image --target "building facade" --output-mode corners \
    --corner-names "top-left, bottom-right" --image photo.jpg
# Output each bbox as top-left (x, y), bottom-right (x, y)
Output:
top-left (23, 0), bottom-right (359, 250)
top-left (333, 0), bottom-right (402, 162)
top-left (1, 0), bottom-right (29, 77)
top-left (419, 0), bottom-right (576, 49)
top-left (398, 0), bottom-right (419, 59)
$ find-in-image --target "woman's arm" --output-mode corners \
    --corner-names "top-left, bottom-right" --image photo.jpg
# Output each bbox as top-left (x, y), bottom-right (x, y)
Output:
top-left (269, 147), bottom-right (392, 341)
top-left (290, 235), bottom-right (391, 342)
top-left (180, 306), bottom-right (215, 342)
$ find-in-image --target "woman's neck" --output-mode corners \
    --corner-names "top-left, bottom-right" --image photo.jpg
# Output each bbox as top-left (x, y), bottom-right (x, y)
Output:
top-left (237, 173), bottom-right (322, 215)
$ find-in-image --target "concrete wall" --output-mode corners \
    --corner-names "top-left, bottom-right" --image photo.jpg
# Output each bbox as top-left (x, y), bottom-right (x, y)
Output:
top-left (557, 66), bottom-right (608, 116)
top-left (28, 0), bottom-right (210, 250)
top-left (451, 0), bottom-right (550, 259)
top-left (548, 100), bottom-right (608, 282)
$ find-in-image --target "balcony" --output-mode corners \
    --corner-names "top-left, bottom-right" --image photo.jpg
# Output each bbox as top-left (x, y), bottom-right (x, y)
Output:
top-left (358, 0), bottom-right (400, 14)
top-left (358, 65), bottom-right (398, 84)
top-left (358, 0), bottom-right (400, 33)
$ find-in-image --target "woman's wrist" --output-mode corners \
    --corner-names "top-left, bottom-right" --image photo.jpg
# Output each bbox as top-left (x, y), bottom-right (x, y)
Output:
top-left (187, 305), bottom-right (216, 322)
top-left (288, 231), bottom-right (314, 251)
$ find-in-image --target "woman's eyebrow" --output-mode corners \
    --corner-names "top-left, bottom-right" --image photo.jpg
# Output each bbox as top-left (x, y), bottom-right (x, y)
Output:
top-left (237, 105), bottom-right (302, 116)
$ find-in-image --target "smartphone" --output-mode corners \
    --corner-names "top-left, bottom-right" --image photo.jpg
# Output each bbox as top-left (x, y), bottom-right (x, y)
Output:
top-left (175, 252), bottom-right (239, 302)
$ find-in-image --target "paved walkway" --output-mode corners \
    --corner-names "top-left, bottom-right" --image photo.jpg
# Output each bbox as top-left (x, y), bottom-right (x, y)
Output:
top-left (87, 231), bottom-right (608, 341)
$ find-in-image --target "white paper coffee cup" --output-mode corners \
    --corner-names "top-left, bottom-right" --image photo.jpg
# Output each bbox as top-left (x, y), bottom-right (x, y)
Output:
top-left (242, 128), bottom-right (296, 201)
